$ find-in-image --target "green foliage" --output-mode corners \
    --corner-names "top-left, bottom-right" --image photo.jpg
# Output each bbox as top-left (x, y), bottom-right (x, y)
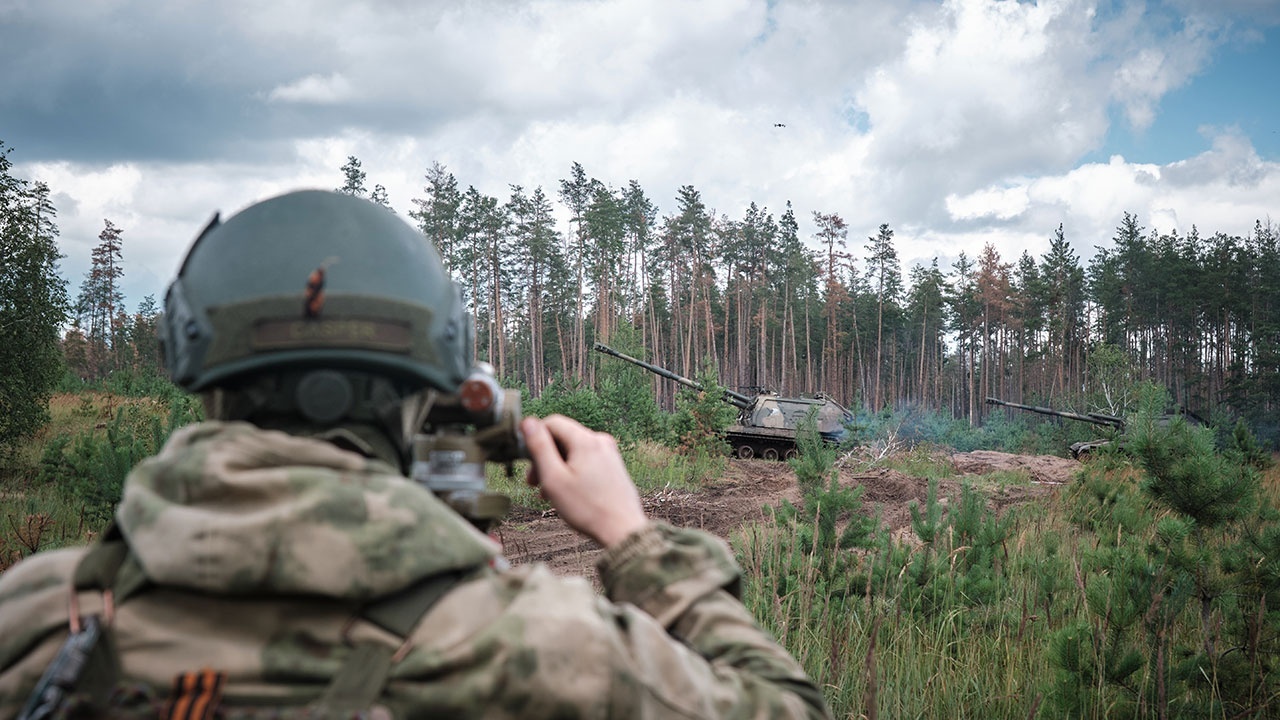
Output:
top-left (525, 368), bottom-right (666, 448)
top-left (1063, 461), bottom-right (1152, 539)
top-left (669, 359), bottom-right (736, 455)
top-left (853, 403), bottom-right (1001, 452)
top-left (896, 479), bottom-right (1014, 617)
top-left (0, 482), bottom-right (96, 568)
top-left (0, 142), bottom-right (70, 455)
top-left (1129, 409), bottom-right (1257, 529)
top-left (524, 374), bottom-right (608, 431)
top-left (59, 367), bottom-right (185, 401)
top-left (38, 395), bottom-right (199, 527)
top-left (590, 327), bottom-right (665, 445)
top-left (1049, 392), bottom-right (1280, 718)
top-left (736, 446), bottom-right (1053, 718)
top-left (1224, 418), bottom-right (1273, 471)
top-left (778, 415), bottom-right (879, 559)
top-left (337, 155), bottom-right (367, 197)
top-left (1086, 343), bottom-right (1139, 414)
top-left (755, 416), bottom-right (880, 654)
top-left (735, 418), bottom-right (1280, 718)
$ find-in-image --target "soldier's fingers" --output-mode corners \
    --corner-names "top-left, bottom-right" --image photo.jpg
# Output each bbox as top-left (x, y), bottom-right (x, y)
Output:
top-left (521, 417), bottom-right (567, 477)
top-left (541, 414), bottom-right (593, 452)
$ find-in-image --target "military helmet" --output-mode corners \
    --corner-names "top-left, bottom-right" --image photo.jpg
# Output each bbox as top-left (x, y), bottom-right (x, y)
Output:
top-left (160, 189), bottom-right (472, 394)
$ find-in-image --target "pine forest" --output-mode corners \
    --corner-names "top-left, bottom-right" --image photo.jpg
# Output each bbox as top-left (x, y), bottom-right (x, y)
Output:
top-left (4, 148), bottom-right (1279, 447)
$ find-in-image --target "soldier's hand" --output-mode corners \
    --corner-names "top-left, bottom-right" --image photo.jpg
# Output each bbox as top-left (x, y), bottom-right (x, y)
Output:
top-left (520, 414), bottom-right (649, 548)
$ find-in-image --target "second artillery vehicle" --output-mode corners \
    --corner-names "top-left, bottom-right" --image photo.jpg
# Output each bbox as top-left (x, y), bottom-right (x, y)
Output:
top-left (594, 343), bottom-right (852, 460)
top-left (984, 396), bottom-right (1125, 459)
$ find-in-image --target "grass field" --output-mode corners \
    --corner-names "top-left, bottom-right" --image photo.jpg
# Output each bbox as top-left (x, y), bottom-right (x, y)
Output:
top-left (4, 390), bottom-right (1279, 718)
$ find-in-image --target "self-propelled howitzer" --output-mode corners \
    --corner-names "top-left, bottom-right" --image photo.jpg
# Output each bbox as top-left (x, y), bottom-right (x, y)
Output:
top-left (593, 343), bottom-right (852, 460)
top-left (984, 396), bottom-right (1124, 459)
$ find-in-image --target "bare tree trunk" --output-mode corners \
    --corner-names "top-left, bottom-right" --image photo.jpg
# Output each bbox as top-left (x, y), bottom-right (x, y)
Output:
top-left (804, 296), bottom-right (813, 394)
top-left (758, 295), bottom-right (767, 390)
top-left (875, 300), bottom-right (884, 410)
top-left (918, 313), bottom-right (927, 402)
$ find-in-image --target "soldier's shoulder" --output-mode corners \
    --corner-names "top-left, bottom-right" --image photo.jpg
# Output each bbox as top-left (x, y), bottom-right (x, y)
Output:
top-left (0, 546), bottom-right (86, 667)
top-left (0, 546), bottom-right (85, 602)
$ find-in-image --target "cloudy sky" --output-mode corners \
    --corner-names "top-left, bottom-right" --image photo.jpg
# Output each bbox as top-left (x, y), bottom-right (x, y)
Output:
top-left (3, 0), bottom-right (1279, 310)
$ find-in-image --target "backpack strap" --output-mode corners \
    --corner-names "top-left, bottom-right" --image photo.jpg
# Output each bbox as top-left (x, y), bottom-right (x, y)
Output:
top-left (310, 566), bottom-right (477, 717)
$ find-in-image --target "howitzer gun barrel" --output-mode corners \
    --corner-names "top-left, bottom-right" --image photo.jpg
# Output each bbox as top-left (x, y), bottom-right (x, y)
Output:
top-left (592, 343), bottom-right (754, 409)
top-left (984, 397), bottom-right (1124, 430)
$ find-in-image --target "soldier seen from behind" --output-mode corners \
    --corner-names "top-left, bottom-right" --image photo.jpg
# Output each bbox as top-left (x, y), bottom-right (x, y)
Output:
top-left (0, 189), bottom-right (830, 719)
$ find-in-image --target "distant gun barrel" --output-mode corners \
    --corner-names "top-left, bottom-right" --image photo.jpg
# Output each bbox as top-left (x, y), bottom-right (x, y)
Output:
top-left (593, 343), bottom-right (754, 409)
top-left (985, 397), bottom-right (1124, 430)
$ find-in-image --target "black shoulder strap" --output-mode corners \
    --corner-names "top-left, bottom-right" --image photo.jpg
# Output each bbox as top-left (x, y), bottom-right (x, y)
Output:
top-left (310, 567), bottom-right (480, 717)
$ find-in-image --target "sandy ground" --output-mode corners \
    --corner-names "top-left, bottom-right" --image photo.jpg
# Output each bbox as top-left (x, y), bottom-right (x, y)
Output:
top-left (495, 450), bottom-right (1079, 578)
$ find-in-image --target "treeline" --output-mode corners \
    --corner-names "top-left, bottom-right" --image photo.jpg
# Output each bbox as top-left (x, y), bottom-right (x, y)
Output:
top-left (346, 156), bottom-right (1280, 438)
top-left (4, 141), bottom-right (1279, 454)
top-left (62, 218), bottom-right (163, 385)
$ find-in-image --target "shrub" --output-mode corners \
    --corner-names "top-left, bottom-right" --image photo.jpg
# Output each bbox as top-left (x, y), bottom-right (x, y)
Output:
top-left (37, 394), bottom-right (199, 528)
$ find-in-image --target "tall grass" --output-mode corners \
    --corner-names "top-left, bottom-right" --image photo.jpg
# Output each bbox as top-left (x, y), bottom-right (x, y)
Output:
top-left (0, 391), bottom-right (200, 570)
top-left (733, 423), bottom-right (1280, 718)
top-left (735, 484), bottom-right (1062, 718)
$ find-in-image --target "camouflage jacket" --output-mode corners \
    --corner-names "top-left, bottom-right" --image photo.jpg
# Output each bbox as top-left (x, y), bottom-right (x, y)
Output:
top-left (0, 421), bottom-right (829, 719)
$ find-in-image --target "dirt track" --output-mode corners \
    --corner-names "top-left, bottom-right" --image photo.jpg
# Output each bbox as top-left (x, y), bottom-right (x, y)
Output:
top-left (496, 450), bottom-right (1079, 579)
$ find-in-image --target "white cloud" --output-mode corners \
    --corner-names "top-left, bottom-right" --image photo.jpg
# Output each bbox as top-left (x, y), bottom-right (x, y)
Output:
top-left (267, 73), bottom-right (355, 104)
top-left (856, 0), bottom-right (1109, 182)
top-left (1162, 127), bottom-right (1268, 186)
top-left (946, 185), bottom-right (1031, 221)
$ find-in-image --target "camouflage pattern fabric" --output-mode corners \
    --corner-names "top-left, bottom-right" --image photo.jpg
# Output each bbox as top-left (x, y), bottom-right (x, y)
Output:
top-left (0, 421), bottom-right (829, 719)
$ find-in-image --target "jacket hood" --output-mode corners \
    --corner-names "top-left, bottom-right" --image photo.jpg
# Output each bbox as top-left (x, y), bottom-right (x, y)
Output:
top-left (116, 421), bottom-right (497, 599)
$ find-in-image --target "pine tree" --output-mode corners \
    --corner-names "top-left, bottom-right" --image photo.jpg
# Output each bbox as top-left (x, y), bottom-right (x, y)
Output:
top-left (505, 185), bottom-right (566, 393)
top-left (905, 259), bottom-right (947, 406)
top-left (558, 162), bottom-right (599, 380)
top-left (75, 219), bottom-right (125, 379)
top-left (775, 203), bottom-right (818, 395)
top-left (129, 294), bottom-right (162, 378)
top-left (456, 186), bottom-right (505, 369)
top-left (976, 243), bottom-right (1013, 409)
top-left (948, 252), bottom-right (981, 423)
top-left (582, 183), bottom-right (627, 355)
top-left (620, 180), bottom-right (657, 329)
top-left (813, 211), bottom-right (850, 397)
top-left (410, 162), bottom-right (463, 276)
top-left (865, 223), bottom-right (902, 410)
top-left (663, 185), bottom-right (718, 379)
top-left (337, 155), bottom-right (367, 197)
top-left (370, 183), bottom-right (392, 211)
top-left (1040, 225), bottom-right (1085, 401)
top-left (1011, 250), bottom-right (1045, 398)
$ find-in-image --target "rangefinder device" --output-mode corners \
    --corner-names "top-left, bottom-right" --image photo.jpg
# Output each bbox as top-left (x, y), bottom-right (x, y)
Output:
top-left (411, 362), bottom-right (526, 531)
